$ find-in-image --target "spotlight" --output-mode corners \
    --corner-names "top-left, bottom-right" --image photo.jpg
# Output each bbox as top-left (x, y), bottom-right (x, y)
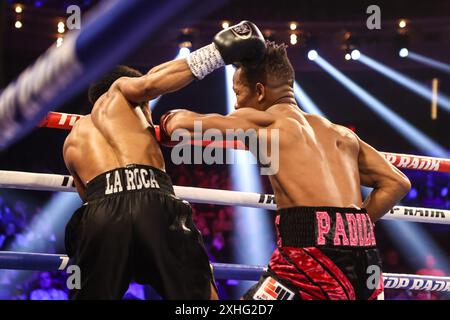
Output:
top-left (177, 40), bottom-right (192, 58)
top-left (15, 5), bottom-right (23, 13)
top-left (399, 48), bottom-right (409, 58)
top-left (343, 31), bottom-right (360, 61)
top-left (290, 33), bottom-right (297, 45)
top-left (221, 21), bottom-right (230, 29)
top-left (307, 50), bottom-right (318, 61)
top-left (14, 20), bottom-right (22, 29)
top-left (177, 28), bottom-right (194, 56)
top-left (56, 36), bottom-right (63, 47)
top-left (289, 22), bottom-right (297, 31)
top-left (178, 46), bottom-right (191, 58)
top-left (351, 49), bottom-right (360, 60)
top-left (305, 34), bottom-right (318, 59)
top-left (57, 21), bottom-right (65, 34)
top-left (344, 47), bottom-right (352, 61)
top-left (396, 31), bottom-right (409, 56)
top-left (58, 22), bottom-right (65, 29)
top-left (399, 19), bottom-right (407, 29)
top-left (344, 31), bottom-right (351, 41)
top-left (343, 32), bottom-right (360, 48)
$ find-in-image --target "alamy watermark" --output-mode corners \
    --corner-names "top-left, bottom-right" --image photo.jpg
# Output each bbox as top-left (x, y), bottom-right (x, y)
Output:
top-left (170, 121), bottom-right (280, 175)
top-left (366, 5), bottom-right (381, 30)
top-left (66, 5), bottom-right (81, 30)
top-left (66, 265), bottom-right (81, 290)
top-left (366, 265), bottom-right (382, 290)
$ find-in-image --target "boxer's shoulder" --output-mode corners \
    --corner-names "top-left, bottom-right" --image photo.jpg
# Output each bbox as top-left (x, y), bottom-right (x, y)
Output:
top-left (232, 107), bottom-right (275, 127)
top-left (70, 114), bottom-right (92, 132)
top-left (332, 123), bottom-right (358, 140)
top-left (64, 116), bottom-right (94, 152)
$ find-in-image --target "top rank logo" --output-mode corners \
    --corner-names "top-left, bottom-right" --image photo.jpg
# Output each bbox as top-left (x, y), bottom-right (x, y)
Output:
top-left (231, 22), bottom-right (252, 39)
top-left (253, 277), bottom-right (295, 300)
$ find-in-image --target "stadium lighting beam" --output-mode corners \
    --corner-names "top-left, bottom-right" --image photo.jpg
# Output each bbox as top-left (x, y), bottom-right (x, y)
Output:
top-left (313, 54), bottom-right (448, 158)
top-left (0, 192), bottom-right (82, 298)
top-left (407, 51), bottom-right (450, 74)
top-left (293, 81), bottom-right (325, 117)
top-left (359, 53), bottom-right (450, 113)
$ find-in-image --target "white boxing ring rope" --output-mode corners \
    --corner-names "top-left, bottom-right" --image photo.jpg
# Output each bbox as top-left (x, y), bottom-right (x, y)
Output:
top-left (0, 170), bottom-right (449, 225)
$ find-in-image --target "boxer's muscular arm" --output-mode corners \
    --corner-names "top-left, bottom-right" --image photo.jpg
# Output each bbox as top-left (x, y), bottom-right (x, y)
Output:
top-left (109, 21), bottom-right (266, 104)
top-left (357, 138), bottom-right (411, 222)
top-left (113, 59), bottom-right (195, 104)
top-left (164, 108), bottom-right (275, 135)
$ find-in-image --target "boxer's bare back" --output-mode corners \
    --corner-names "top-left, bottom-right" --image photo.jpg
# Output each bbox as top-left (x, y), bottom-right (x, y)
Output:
top-left (63, 59), bottom-right (195, 200)
top-left (63, 93), bottom-right (163, 200)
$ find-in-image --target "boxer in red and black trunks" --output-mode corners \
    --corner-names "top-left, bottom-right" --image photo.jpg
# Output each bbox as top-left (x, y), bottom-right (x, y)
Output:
top-left (243, 207), bottom-right (382, 300)
top-left (162, 42), bottom-right (412, 300)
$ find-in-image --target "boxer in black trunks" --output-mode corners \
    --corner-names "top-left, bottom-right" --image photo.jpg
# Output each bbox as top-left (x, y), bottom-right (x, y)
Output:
top-left (63, 21), bottom-right (266, 299)
top-left (161, 42), bottom-right (412, 300)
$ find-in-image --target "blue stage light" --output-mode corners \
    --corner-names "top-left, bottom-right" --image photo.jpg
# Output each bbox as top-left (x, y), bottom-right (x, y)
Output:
top-left (399, 48), bottom-right (409, 58)
top-left (307, 50), bottom-right (318, 61)
top-left (408, 51), bottom-right (450, 74)
top-left (351, 49), bottom-right (360, 60)
top-left (313, 54), bottom-right (448, 158)
top-left (293, 82), bottom-right (325, 116)
top-left (359, 53), bottom-right (450, 113)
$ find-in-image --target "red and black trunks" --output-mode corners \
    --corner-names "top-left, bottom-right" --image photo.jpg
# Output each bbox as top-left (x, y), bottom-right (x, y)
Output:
top-left (243, 206), bottom-right (384, 300)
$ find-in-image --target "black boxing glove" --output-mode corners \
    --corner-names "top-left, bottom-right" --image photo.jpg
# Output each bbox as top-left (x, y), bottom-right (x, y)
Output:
top-left (213, 20), bottom-right (266, 64)
top-left (187, 21), bottom-right (266, 80)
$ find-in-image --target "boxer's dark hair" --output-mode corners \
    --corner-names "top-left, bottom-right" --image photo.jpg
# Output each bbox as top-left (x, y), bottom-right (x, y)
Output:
top-left (237, 41), bottom-right (294, 89)
top-left (88, 65), bottom-right (143, 105)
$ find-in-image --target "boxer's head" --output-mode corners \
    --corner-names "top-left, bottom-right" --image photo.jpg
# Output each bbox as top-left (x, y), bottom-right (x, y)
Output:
top-left (233, 41), bottom-right (294, 110)
top-left (88, 65), bottom-right (143, 105)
